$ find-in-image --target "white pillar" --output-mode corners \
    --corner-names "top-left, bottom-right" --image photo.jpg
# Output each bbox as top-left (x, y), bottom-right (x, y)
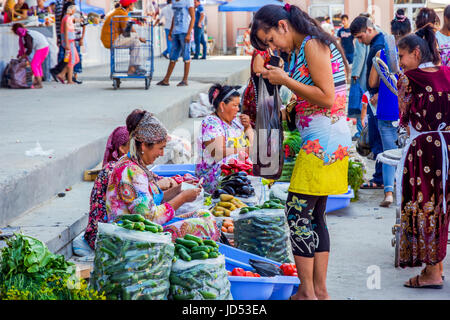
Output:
top-left (222, 11), bottom-right (227, 54)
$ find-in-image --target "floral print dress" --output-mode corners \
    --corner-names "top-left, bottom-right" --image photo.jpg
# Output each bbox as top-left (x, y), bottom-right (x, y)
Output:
top-left (396, 66), bottom-right (450, 268)
top-left (287, 36), bottom-right (351, 196)
top-left (195, 115), bottom-right (249, 194)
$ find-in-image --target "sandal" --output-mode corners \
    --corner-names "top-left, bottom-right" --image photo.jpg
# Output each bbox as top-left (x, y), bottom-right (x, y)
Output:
top-left (156, 80), bottom-right (169, 86)
top-left (360, 181), bottom-right (384, 189)
top-left (177, 81), bottom-right (188, 87)
top-left (404, 275), bottom-right (443, 289)
top-left (421, 266), bottom-right (445, 281)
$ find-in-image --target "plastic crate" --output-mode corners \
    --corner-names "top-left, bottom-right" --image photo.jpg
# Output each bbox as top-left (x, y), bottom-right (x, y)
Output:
top-left (228, 276), bottom-right (276, 300)
top-left (218, 243), bottom-right (300, 300)
top-left (325, 186), bottom-right (355, 213)
top-left (149, 164), bottom-right (196, 177)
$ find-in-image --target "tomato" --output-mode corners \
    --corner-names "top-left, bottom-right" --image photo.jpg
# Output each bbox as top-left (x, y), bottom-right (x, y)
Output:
top-left (227, 271), bottom-right (232, 276)
top-left (280, 263), bottom-right (297, 276)
top-left (231, 268), bottom-right (245, 277)
top-left (253, 273), bottom-right (261, 277)
top-left (245, 271), bottom-right (254, 277)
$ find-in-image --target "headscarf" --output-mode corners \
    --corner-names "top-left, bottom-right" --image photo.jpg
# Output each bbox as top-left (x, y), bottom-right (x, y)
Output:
top-left (129, 112), bottom-right (168, 183)
top-left (16, 27), bottom-right (28, 57)
top-left (103, 126), bottom-right (129, 166)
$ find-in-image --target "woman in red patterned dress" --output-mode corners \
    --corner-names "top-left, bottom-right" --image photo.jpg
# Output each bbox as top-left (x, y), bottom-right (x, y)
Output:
top-left (397, 26), bottom-right (450, 289)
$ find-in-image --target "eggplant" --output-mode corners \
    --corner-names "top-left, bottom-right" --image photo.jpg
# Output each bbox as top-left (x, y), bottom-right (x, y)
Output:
top-left (222, 185), bottom-right (236, 196)
top-left (240, 185), bottom-right (252, 195)
top-left (213, 189), bottom-right (228, 199)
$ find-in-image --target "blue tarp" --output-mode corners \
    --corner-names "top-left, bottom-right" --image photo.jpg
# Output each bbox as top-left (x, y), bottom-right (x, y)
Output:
top-left (218, 0), bottom-right (284, 12)
top-left (44, 0), bottom-right (105, 15)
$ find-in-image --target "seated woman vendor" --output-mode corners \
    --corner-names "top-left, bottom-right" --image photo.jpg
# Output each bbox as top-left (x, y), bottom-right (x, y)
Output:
top-left (196, 84), bottom-right (254, 193)
top-left (105, 109), bottom-right (220, 242)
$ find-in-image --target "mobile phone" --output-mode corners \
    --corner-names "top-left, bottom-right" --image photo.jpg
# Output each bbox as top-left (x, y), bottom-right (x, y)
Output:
top-left (269, 56), bottom-right (281, 67)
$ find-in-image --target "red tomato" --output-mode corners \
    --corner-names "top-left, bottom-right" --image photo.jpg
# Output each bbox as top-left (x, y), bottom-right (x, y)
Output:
top-left (231, 268), bottom-right (245, 277)
top-left (245, 271), bottom-right (254, 277)
top-left (253, 273), bottom-right (261, 277)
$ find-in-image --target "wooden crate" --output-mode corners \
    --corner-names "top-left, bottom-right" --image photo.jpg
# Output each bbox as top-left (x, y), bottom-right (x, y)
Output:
top-left (83, 161), bottom-right (103, 181)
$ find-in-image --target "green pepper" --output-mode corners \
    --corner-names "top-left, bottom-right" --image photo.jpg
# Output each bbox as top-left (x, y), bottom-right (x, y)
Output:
top-left (173, 293), bottom-right (195, 300)
top-left (99, 246), bottom-right (117, 258)
top-left (191, 251), bottom-right (209, 260)
top-left (175, 238), bottom-right (199, 248)
top-left (184, 234), bottom-right (204, 245)
top-left (200, 290), bottom-right (217, 300)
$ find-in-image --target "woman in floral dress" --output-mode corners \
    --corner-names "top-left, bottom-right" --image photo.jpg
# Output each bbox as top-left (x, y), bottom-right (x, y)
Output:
top-left (396, 27), bottom-right (450, 289)
top-left (106, 110), bottom-right (220, 241)
top-left (250, 3), bottom-right (351, 300)
top-left (196, 84), bottom-right (254, 194)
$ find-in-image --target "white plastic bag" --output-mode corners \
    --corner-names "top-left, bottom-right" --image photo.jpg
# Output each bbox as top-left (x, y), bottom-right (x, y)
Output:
top-left (25, 141), bottom-right (54, 157)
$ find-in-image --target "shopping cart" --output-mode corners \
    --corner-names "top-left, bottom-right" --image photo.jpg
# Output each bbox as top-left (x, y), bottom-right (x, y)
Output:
top-left (110, 16), bottom-right (154, 90)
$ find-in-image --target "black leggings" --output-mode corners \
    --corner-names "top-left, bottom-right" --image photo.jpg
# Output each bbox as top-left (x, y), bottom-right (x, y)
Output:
top-left (285, 192), bottom-right (330, 258)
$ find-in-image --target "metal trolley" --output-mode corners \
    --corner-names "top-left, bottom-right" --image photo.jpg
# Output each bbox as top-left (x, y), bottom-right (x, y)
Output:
top-left (110, 16), bottom-right (154, 90)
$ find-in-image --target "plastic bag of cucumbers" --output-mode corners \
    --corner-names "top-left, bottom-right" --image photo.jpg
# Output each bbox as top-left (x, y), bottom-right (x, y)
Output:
top-left (234, 208), bottom-right (294, 264)
top-left (90, 220), bottom-right (175, 300)
top-left (169, 235), bottom-right (232, 300)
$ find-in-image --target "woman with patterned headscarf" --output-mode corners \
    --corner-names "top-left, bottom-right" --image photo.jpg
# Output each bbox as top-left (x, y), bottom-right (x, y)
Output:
top-left (105, 110), bottom-right (220, 241)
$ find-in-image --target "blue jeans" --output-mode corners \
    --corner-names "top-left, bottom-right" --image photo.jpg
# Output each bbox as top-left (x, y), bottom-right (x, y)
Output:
top-left (162, 28), bottom-right (172, 56)
top-left (194, 26), bottom-right (207, 59)
top-left (170, 33), bottom-right (191, 62)
top-left (378, 120), bottom-right (398, 193)
top-left (367, 107), bottom-right (383, 185)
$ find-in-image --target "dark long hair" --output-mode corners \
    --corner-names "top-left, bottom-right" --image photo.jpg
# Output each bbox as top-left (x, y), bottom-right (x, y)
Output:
top-left (397, 25), bottom-right (441, 65)
top-left (415, 7), bottom-right (440, 30)
top-left (391, 9), bottom-right (411, 37)
top-left (250, 4), bottom-right (349, 73)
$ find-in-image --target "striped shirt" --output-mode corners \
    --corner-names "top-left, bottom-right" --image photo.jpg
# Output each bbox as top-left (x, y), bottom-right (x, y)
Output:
top-left (55, 0), bottom-right (64, 39)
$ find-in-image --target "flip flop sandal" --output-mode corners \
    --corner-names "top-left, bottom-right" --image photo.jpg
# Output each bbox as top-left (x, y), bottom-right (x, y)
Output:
top-left (404, 275), bottom-right (443, 289)
top-left (56, 75), bottom-right (65, 84)
top-left (177, 81), bottom-right (188, 87)
top-left (360, 182), bottom-right (384, 189)
top-left (156, 80), bottom-right (169, 86)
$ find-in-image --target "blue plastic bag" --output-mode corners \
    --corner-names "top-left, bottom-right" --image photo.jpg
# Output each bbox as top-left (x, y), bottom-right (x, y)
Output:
top-left (348, 78), bottom-right (363, 116)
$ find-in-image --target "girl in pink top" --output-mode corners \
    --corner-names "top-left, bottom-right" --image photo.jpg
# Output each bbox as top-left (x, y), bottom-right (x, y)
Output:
top-left (56, 5), bottom-right (79, 84)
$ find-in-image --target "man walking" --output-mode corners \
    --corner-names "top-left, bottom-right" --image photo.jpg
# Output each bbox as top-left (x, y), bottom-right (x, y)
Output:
top-left (193, 0), bottom-right (206, 60)
top-left (158, 0), bottom-right (174, 59)
top-left (350, 15), bottom-right (386, 189)
top-left (156, 0), bottom-right (195, 86)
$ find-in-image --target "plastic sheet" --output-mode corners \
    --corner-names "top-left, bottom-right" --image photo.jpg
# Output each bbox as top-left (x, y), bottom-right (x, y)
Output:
top-left (90, 223), bottom-right (175, 300)
top-left (169, 255), bottom-right (233, 300)
top-left (234, 209), bottom-right (294, 264)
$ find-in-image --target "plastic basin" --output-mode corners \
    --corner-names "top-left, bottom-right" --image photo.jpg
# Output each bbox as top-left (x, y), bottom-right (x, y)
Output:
top-left (150, 164), bottom-right (196, 177)
top-left (325, 187), bottom-right (355, 213)
top-left (269, 276), bottom-right (300, 300)
top-left (218, 243), bottom-right (282, 270)
top-left (228, 276), bottom-right (276, 300)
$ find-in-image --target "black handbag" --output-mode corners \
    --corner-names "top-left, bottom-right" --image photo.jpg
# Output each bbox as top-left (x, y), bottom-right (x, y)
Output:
top-left (285, 99), bottom-right (298, 131)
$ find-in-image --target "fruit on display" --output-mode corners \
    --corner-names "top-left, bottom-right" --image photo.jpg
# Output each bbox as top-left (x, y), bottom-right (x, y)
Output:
top-left (228, 268), bottom-right (261, 277)
top-left (211, 194), bottom-right (247, 217)
top-left (220, 219), bottom-right (234, 234)
top-left (213, 172), bottom-right (255, 199)
top-left (220, 157), bottom-right (253, 176)
top-left (174, 235), bottom-right (220, 262)
top-left (117, 214), bottom-right (164, 233)
top-left (239, 199), bottom-right (285, 214)
top-left (279, 263), bottom-right (298, 277)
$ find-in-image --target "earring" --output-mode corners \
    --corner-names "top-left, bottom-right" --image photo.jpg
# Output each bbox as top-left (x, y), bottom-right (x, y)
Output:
top-left (141, 151), bottom-right (144, 155)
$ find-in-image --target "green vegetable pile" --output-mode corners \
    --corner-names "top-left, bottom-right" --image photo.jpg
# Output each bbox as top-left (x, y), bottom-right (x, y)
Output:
top-left (0, 233), bottom-right (104, 300)
top-left (348, 159), bottom-right (365, 201)
top-left (234, 208), bottom-right (294, 264)
top-left (169, 252), bottom-right (232, 300)
top-left (90, 223), bottom-right (175, 300)
top-left (174, 235), bottom-right (220, 262)
top-left (118, 214), bottom-right (164, 233)
top-left (279, 121), bottom-right (302, 182)
top-left (239, 199), bottom-right (285, 214)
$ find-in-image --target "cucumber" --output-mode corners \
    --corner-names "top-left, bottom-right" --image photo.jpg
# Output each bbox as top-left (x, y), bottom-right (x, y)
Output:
top-left (144, 225), bottom-right (159, 233)
top-left (203, 240), bottom-right (218, 248)
top-left (208, 251), bottom-right (219, 259)
top-left (99, 246), bottom-right (117, 258)
top-left (175, 244), bottom-right (191, 253)
top-left (134, 222), bottom-right (146, 231)
top-left (121, 214), bottom-right (146, 223)
top-left (191, 245), bottom-right (210, 253)
top-left (121, 223), bottom-right (135, 230)
top-left (191, 251), bottom-right (209, 260)
top-left (178, 248), bottom-right (192, 261)
top-left (143, 219), bottom-right (164, 232)
top-left (175, 238), bottom-right (199, 248)
top-left (184, 234), bottom-right (204, 245)
top-left (173, 293), bottom-right (195, 300)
